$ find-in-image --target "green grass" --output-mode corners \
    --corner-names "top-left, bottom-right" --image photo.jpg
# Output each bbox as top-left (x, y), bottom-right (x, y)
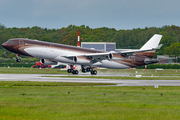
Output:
top-left (0, 85), bottom-right (180, 120)
top-left (44, 75), bottom-right (180, 80)
top-left (0, 81), bottom-right (115, 86)
top-left (1, 67), bottom-right (180, 80)
top-left (98, 69), bottom-right (180, 76)
top-left (0, 67), bottom-right (68, 74)
top-left (0, 67), bottom-right (180, 76)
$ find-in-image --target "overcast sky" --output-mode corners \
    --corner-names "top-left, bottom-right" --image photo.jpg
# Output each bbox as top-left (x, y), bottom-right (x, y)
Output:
top-left (0, 0), bottom-right (179, 30)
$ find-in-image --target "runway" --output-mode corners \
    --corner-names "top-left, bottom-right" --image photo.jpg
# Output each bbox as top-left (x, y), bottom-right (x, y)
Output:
top-left (0, 74), bottom-right (180, 86)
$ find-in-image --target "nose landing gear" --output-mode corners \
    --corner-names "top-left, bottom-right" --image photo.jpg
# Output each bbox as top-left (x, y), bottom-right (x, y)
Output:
top-left (16, 54), bottom-right (20, 62)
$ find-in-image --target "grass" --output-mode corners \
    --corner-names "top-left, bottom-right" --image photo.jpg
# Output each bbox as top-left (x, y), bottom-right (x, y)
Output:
top-left (98, 69), bottom-right (180, 76)
top-left (1, 67), bottom-right (180, 80)
top-left (0, 67), bottom-right (180, 76)
top-left (1, 68), bottom-right (180, 119)
top-left (0, 81), bottom-right (115, 86)
top-left (44, 75), bottom-right (180, 80)
top-left (0, 67), bottom-right (68, 74)
top-left (0, 85), bottom-right (180, 120)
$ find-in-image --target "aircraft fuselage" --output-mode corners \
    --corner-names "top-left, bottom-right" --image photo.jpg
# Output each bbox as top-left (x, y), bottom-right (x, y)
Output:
top-left (2, 38), bottom-right (157, 69)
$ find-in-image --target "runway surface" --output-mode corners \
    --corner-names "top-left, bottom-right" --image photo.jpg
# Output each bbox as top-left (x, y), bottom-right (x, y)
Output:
top-left (0, 74), bottom-right (180, 86)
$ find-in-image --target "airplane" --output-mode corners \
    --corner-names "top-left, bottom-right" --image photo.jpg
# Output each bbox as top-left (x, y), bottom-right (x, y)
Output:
top-left (2, 34), bottom-right (163, 75)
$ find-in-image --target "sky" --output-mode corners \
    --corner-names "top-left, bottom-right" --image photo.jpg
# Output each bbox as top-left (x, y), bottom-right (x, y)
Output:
top-left (0, 0), bottom-right (180, 30)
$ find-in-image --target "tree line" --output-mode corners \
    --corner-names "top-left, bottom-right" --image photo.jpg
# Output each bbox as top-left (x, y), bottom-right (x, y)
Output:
top-left (0, 23), bottom-right (180, 62)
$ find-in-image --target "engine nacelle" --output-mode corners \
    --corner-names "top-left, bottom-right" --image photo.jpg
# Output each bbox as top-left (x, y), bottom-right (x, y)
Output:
top-left (41, 59), bottom-right (57, 65)
top-left (74, 56), bottom-right (90, 65)
top-left (107, 53), bottom-right (113, 60)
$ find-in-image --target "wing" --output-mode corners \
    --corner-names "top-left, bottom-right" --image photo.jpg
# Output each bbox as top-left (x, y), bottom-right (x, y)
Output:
top-left (63, 44), bottom-right (163, 64)
top-left (65, 52), bottom-right (120, 63)
top-left (64, 44), bottom-right (163, 63)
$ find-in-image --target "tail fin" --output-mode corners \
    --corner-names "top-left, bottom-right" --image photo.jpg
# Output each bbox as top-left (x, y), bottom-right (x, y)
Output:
top-left (140, 34), bottom-right (162, 50)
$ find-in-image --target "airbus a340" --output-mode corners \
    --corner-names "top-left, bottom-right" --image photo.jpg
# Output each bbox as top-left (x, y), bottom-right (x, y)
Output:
top-left (2, 34), bottom-right (163, 75)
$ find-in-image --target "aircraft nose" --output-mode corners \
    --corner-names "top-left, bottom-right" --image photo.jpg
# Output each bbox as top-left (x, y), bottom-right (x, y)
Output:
top-left (2, 42), bottom-right (10, 49)
top-left (2, 42), bottom-right (13, 52)
top-left (2, 42), bottom-right (7, 48)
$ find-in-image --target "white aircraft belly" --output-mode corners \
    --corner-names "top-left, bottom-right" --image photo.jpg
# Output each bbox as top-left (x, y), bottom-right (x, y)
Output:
top-left (24, 47), bottom-right (84, 62)
top-left (24, 47), bottom-right (60, 59)
top-left (24, 47), bottom-right (129, 69)
top-left (93, 60), bottom-right (130, 69)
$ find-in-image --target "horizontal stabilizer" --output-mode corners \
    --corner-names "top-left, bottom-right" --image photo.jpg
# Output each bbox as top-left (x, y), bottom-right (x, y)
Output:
top-left (120, 44), bottom-right (163, 54)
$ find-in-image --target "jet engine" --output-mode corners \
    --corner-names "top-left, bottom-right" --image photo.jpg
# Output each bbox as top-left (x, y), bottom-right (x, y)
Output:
top-left (41, 59), bottom-right (57, 65)
top-left (73, 56), bottom-right (90, 65)
top-left (107, 53), bottom-right (113, 60)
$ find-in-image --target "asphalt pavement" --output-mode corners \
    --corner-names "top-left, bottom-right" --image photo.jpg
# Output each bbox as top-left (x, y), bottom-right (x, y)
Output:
top-left (0, 74), bottom-right (180, 86)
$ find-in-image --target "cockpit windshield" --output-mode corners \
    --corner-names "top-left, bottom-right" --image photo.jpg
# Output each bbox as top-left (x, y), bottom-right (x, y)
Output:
top-left (6, 41), bottom-right (14, 43)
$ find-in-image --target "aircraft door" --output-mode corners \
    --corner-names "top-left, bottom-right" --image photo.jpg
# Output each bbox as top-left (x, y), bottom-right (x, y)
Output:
top-left (131, 56), bottom-right (135, 63)
top-left (19, 40), bottom-right (24, 46)
top-left (50, 44), bottom-right (54, 48)
top-left (50, 44), bottom-right (54, 52)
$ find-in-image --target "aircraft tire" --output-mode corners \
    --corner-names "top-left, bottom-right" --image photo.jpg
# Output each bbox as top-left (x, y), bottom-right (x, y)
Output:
top-left (91, 70), bottom-right (97, 75)
top-left (82, 69), bottom-right (86, 73)
top-left (93, 70), bottom-right (97, 75)
top-left (16, 59), bottom-right (20, 62)
top-left (89, 68), bottom-right (93, 72)
top-left (67, 69), bottom-right (71, 73)
top-left (86, 68), bottom-right (90, 72)
top-left (72, 70), bottom-right (78, 74)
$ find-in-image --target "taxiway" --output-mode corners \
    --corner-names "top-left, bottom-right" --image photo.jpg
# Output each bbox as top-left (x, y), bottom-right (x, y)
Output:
top-left (0, 74), bottom-right (180, 86)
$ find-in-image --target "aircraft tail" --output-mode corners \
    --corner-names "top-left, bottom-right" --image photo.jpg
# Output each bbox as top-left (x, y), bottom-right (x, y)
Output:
top-left (135, 34), bottom-right (163, 58)
top-left (140, 34), bottom-right (162, 50)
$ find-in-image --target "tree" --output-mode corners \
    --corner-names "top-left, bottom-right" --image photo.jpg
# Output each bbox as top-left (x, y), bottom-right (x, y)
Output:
top-left (0, 23), bottom-right (6, 29)
top-left (41, 36), bottom-right (51, 42)
top-left (31, 26), bottom-right (41, 31)
top-left (62, 31), bottom-right (78, 45)
top-left (164, 43), bottom-right (180, 63)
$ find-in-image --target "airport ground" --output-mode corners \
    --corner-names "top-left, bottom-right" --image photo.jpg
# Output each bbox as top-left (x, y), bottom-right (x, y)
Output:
top-left (1, 67), bottom-right (180, 119)
top-left (1, 84), bottom-right (180, 120)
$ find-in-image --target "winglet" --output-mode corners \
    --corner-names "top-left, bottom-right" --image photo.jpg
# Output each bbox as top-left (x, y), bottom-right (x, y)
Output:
top-left (140, 34), bottom-right (163, 50)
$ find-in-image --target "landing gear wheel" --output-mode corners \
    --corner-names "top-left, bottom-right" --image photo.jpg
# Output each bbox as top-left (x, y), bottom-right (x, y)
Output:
top-left (16, 58), bottom-right (20, 62)
top-left (87, 68), bottom-right (93, 72)
top-left (82, 69), bottom-right (87, 73)
top-left (93, 70), bottom-right (97, 75)
top-left (67, 69), bottom-right (71, 73)
top-left (86, 68), bottom-right (90, 72)
top-left (89, 68), bottom-right (93, 72)
top-left (91, 70), bottom-right (97, 75)
top-left (72, 70), bottom-right (79, 74)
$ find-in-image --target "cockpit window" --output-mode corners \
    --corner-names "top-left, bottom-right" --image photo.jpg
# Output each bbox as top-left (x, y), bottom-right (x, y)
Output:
top-left (6, 41), bottom-right (14, 43)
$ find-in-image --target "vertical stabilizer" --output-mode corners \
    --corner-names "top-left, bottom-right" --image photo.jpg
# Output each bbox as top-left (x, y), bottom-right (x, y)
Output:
top-left (140, 34), bottom-right (162, 50)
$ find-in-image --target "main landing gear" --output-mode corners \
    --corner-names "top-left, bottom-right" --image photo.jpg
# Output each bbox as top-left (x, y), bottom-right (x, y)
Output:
top-left (67, 65), bottom-right (79, 75)
top-left (82, 66), bottom-right (97, 75)
top-left (67, 65), bottom-right (97, 75)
